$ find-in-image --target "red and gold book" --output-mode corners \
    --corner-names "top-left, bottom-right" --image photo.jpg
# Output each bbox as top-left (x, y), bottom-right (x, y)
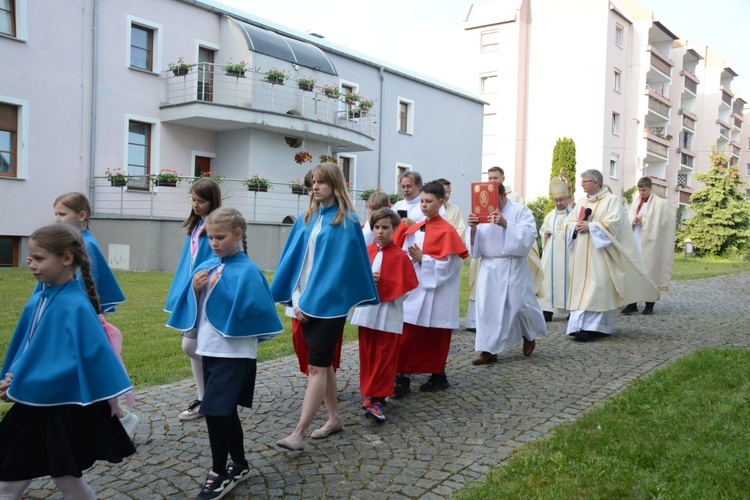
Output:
top-left (471, 182), bottom-right (499, 221)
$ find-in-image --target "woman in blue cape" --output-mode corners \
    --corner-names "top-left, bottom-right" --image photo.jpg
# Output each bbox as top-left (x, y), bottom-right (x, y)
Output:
top-left (164, 178), bottom-right (222, 421)
top-left (272, 163), bottom-right (379, 451)
top-left (0, 225), bottom-right (134, 498)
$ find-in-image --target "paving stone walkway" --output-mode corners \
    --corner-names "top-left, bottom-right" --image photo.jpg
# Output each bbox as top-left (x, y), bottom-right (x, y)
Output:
top-left (27, 273), bottom-right (750, 498)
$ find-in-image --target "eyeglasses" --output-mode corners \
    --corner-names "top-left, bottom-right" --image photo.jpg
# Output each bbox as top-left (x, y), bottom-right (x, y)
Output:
top-left (581, 180), bottom-right (594, 184)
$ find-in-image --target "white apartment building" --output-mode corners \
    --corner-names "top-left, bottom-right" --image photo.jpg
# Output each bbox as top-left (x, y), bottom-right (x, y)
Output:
top-left (463, 0), bottom-right (745, 210)
top-left (0, 0), bottom-right (484, 270)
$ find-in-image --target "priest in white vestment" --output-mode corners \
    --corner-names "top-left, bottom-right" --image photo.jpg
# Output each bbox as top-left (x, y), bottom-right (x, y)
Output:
top-left (391, 171), bottom-right (445, 226)
top-left (564, 169), bottom-right (660, 341)
top-left (466, 184), bottom-right (547, 364)
top-left (539, 177), bottom-right (573, 321)
top-left (621, 176), bottom-right (677, 315)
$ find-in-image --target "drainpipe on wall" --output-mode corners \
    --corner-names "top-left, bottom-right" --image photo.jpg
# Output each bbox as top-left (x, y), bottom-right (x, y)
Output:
top-left (377, 66), bottom-right (385, 189)
top-left (88, 0), bottom-right (99, 206)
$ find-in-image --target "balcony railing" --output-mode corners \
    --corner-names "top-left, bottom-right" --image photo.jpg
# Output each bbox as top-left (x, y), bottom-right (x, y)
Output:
top-left (681, 113), bottom-right (696, 131)
top-left (648, 95), bottom-right (671, 117)
top-left (162, 63), bottom-right (377, 140)
top-left (646, 139), bottom-right (668, 158)
top-left (721, 89), bottom-right (733, 106)
top-left (92, 176), bottom-right (369, 223)
top-left (649, 52), bottom-right (673, 77)
top-left (680, 153), bottom-right (694, 168)
top-left (683, 76), bottom-right (697, 94)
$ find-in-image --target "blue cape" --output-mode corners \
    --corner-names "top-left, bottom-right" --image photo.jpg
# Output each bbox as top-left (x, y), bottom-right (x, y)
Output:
top-left (82, 230), bottom-right (126, 313)
top-left (165, 221), bottom-right (214, 312)
top-left (166, 252), bottom-right (283, 340)
top-left (2, 281), bottom-right (133, 406)
top-left (270, 204), bottom-right (379, 318)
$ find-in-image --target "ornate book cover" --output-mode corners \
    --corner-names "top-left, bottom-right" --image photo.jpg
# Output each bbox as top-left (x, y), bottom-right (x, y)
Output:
top-left (471, 182), bottom-right (500, 221)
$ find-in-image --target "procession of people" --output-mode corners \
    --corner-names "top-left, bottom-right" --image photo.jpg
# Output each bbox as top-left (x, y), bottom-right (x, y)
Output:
top-left (0, 162), bottom-right (675, 499)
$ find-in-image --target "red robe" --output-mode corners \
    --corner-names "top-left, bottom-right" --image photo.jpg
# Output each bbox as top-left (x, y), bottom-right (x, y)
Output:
top-left (398, 216), bottom-right (468, 374)
top-left (359, 240), bottom-right (419, 398)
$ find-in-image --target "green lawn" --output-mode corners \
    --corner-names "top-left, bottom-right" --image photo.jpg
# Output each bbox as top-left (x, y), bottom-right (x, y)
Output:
top-left (456, 348), bottom-right (750, 498)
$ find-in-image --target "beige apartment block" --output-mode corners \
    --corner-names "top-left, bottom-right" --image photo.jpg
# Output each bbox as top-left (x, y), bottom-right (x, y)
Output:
top-left (463, 0), bottom-right (745, 210)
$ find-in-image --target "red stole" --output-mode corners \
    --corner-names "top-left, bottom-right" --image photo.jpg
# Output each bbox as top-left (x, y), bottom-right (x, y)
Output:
top-left (637, 196), bottom-right (649, 214)
top-left (405, 216), bottom-right (469, 260)
top-left (367, 240), bottom-right (419, 302)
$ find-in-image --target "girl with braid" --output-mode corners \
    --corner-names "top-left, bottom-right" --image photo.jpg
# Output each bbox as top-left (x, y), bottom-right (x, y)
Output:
top-left (0, 224), bottom-right (135, 499)
top-left (167, 207), bottom-right (283, 499)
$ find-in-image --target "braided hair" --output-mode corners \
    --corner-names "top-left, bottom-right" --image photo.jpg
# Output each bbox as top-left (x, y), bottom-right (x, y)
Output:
top-left (204, 207), bottom-right (248, 255)
top-left (29, 224), bottom-right (102, 314)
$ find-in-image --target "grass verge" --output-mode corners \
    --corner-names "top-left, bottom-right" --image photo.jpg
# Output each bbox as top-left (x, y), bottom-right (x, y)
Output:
top-left (456, 348), bottom-right (750, 498)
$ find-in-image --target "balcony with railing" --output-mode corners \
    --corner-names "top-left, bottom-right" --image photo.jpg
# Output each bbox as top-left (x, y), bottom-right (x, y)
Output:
top-left (647, 93), bottom-right (671, 118)
top-left (681, 70), bottom-right (699, 95)
top-left (92, 175), bottom-right (369, 223)
top-left (648, 46), bottom-right (674, 77)
top-left (679, 108), bottom-right (697, 130)
top-left (161, 63), bottom-right (377, 152)
top-left (717, 118), bottom-right (732, 139)
top-left (732, 113), bottom-right (744, 129)
top-left (721, 87), bottom-right (733, 107)
top-left (646, 138), bottom-right (669, 158)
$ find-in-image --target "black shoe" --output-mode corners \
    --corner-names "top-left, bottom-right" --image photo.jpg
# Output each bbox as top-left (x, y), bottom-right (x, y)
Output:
top-left (571, 331), bottom-right (591, 342)
top-left (393, 375), bottom-right (411, 398)
top-left (620, 303), bottom-right (639, 314)
top-left (226, 462), bottom-right (250, 485)
top-left (465, 327), bottom-right (476, 332)
top-left (643, 302), bottom-right (654, 315)
top-left (543, 311), bottom-right (553, 322)
top-left (419, 373), bottom-right (450, 392)
top-left (196, 472), bottom-right (234, 500)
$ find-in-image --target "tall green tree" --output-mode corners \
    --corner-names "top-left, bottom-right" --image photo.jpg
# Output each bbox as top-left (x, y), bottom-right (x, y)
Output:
top-left (677, 147), bottom-right (750, 256)
top-left (547, 137), bottom-right (577, 212)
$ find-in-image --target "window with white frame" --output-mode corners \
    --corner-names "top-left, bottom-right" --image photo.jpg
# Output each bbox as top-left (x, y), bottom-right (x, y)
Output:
top-left (613, 69), bottom-right (621, 92)
top-left (611, 112), bottom-right (620, 135)
top-left (0, 0), bottom-right (15, 36)
top-left (615, 24), bottom-right (623, 48)
top-left (609, 153), bottom-right (619, 178)
top-left (480, 73), bottom-right (498, 94)
top-left (0, 0), bottom-right (26, 39)
top-left (128, 16), bottom-right (162, 72)
top-left (0, 102), bottom-right (18, 177)
top-left (746, 163), bottom-right (750, 176)
top-left (480, 30), bottom-right (499, 53)
top-left (397, 98), bottom-right (414, 134)
top-left (127, 120), bottom-right (152, 189)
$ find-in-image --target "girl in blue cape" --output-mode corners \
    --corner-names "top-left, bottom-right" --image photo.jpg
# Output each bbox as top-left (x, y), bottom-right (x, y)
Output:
top-left (167, 207), bottom-right (283, 499)
top-left (272, 162), bottom-right (379, 451)
top-left (0, 224), bottom-right (135, 498)
top-left (164, 178), bottom-right (222, 421)
top-left (52, 192), bottom-right (137, 436)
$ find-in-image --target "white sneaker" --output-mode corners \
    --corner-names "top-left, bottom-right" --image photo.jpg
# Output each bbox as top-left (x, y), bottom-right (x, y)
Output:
top-left (119, 409), bottom-right (140, 440)
top-left (179, 399), bottom-right (204, 421)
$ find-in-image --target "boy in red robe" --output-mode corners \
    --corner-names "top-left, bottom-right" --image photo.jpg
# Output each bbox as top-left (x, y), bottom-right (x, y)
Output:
top-left (395, 181), bottom-right (469, 395)
top-left (351, 209), bottom-right (419, 423)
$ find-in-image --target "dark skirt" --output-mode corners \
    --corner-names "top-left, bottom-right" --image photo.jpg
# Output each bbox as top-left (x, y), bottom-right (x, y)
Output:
top-left (0, 400), bottom-right (136, 481)
top-left (200, 356), bottom-right (257, 416)
top-left (302, 316), bottom-right (347, 367)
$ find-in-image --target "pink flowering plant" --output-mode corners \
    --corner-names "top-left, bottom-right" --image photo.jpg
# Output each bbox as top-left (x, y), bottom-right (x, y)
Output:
top-left (105, 167), bottom-right (128, 183)
top-left (192, 171), bottom-right (224, 184)
top-left (151, 168), bottom-right (181, 183)
top-left (289, 178), bottom-right (306, 190)
top-left (244, 174), bottom-right (272, 189)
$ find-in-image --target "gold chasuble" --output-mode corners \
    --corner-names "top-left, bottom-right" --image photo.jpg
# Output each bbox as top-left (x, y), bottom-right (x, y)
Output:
top-left (564, 190), bottom-right (659, 312)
